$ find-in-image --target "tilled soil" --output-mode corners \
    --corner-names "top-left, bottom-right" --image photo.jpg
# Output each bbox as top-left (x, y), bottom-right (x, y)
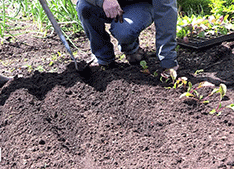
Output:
top-left (0, 24), bottom-right (234, 169)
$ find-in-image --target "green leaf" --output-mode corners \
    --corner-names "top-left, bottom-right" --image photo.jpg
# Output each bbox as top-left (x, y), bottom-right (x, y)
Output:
top-left (210, 88), bottom-right (219, 96)
top-left (219, 83), bottom-right (227, 100)
top-left (226, 104), bottom-right (234, 111)
top-left (170, 69), bottom-right (177, 82)
top-left (216, 111), bottom-right (222, 116)
top-left (203, 100), bottom-right (210, 104)
top-left (198, 81), bottom-right (215, 89)
top-left (209, 109), bottom-right (216, 115)
top-left (180, 92), bottom-right (195, 98)
top-left (218, 103), bottom-right (222, 110)
top-left (153, 71), bottom-right (158, 77)
top-left (140, 60), bottom-right (148, 69)
top-left (187, 82), bottom-right (193, 92)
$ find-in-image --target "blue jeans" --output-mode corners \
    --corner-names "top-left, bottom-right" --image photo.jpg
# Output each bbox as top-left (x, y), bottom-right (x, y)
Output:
top-left (76, 0), bottom-right (178, 68)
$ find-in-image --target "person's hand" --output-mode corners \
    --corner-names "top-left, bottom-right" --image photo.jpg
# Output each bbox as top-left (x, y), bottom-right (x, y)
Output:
top-left (103, 0), bottom-right (124, 23)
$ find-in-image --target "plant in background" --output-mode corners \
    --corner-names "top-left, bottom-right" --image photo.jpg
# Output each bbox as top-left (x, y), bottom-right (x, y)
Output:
top-left (209, 0), bottom-right (234, 18)
top-left (177, 13), bottom-right (234, 41)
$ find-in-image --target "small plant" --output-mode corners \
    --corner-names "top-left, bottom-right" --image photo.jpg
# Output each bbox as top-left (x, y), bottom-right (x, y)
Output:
top-left (49, 61), bottom-right (54, 66)
top-left (140, 60), bottom-right (150, 74)
top-left (180, 81), bottom-right (215, 103)
top-left (194, 69), bottom-right (204, 76)
top-left (173, 77), bottom-right (188, 89)
top-left (180, 81), bottom-right (234, 115)
top-left (36, 65), bottom-right (45, 72)
top-left (208, 83), bottom-right (233, 115)
top-left (153, 71), bottom-right (158, 77)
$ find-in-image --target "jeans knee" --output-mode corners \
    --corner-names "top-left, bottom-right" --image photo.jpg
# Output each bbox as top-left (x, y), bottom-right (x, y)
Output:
top-left (112, 28), bottom-right (137, 44)
top-left (77, 4), bottom-right (93, 20)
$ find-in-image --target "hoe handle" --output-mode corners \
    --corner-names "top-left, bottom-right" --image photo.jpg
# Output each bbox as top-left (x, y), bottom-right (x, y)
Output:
top-left (38, 0), bottom-right (78, 70)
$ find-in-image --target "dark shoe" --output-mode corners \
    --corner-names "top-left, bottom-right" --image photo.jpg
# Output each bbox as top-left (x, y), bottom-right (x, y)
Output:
top-left (126, 47), bottom-right (145, 64)
top-left (0, 74), bottom-right (11, 87)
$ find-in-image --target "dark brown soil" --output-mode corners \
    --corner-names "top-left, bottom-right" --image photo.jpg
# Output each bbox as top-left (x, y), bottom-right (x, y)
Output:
top-left (1, 24), bottom-right (234, 169)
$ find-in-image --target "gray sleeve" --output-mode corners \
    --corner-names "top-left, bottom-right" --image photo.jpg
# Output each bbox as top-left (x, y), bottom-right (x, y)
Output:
top-left (85, 0), bottom-right (104, 8)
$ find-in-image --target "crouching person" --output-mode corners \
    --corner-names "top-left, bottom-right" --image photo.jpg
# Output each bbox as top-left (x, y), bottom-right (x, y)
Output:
top-left (76, 0), bottom-right (179, 76)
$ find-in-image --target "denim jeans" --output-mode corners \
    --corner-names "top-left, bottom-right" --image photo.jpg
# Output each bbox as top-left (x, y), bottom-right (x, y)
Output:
top-left (76, 0), bottom-right (178, 68)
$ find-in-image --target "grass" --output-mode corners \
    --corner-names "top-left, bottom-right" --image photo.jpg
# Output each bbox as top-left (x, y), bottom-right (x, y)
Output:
top-left (0, 0), bottom-right (82, 40)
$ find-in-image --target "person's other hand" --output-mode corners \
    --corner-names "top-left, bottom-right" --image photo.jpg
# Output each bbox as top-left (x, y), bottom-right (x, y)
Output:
top-left (103, 0), bottom-right (124, 23)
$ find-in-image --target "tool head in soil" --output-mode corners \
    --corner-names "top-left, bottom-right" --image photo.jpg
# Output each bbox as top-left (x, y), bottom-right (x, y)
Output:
top-left (39, 0), bottom-right (89, 72)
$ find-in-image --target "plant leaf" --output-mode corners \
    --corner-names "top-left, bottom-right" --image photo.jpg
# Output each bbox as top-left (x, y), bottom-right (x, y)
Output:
top-left (210, 88), bottom-right (219, 96)
top-left (170, 69), bottom-right (177, 82)
top-left (219, 83), bottom-right (227, 100)
top-left (188, 81), bottom-right (192, 92)
top-left (203, 100), bottom-right (209, 104)
top-left (180, 92), bottom-right (195, 98)
top-left (216, 112), bottom-right (222, 116)
top-left (140, 60), bottom-right (147, 69)
top-left (226, 104), bottom-right (234, 111)
top-left (198, 81), bottom-right (215, 89)
top-left (209, 109), bottom-right (216, 114)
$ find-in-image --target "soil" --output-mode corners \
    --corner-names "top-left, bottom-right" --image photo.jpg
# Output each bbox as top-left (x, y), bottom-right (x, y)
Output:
top-left (0, 23), bottom-right (234, 169)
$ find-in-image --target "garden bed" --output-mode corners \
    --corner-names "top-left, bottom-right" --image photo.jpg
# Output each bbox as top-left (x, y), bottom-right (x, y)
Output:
top-left (0, 24), bottom-right (234, 169)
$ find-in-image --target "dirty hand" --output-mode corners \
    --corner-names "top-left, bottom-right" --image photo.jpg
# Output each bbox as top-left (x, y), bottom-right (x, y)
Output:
top-left (103, 0), bottom-right (124, 23)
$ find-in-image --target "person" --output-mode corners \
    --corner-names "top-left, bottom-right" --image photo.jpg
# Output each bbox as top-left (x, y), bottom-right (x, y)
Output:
top-left (76, 0), bottom-right (179, 77)
top-left (0, 74), bottom-right (11, 88)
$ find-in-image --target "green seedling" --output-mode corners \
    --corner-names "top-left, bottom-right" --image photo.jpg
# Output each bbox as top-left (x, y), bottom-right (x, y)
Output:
top-left (140, 60), bottom-right (148, 70)
top-left (24, 64), bottom-right (33, 73)
top-left (209, 103), bottom-right (234, 116)
top-left (140, 60), bottom-right (150, 74)
top-left (160, 76), bottom-right (170, 83)
top-left (49, 61), bottom-right (54, 66)
top-left (36, 65), bottom-right (45, 72)
top-left (118, 54), bottom-right (125, 61)
top-left (173, 77), bottom-right (188, 89)
top-left (153, 71), bottom-right (158, 77)
top-left (208, 83), bottom-right (231, 115)
top-left (194, 69), bottom-right (204, 76)
top-left (180, 81), bottom-right (215, 104)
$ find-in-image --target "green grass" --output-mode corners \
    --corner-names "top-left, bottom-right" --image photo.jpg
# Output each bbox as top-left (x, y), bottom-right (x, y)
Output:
top-left (0, 0), bottom-right (82, 39)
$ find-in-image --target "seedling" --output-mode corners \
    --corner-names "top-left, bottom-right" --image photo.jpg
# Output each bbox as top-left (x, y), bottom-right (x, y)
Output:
top-left (208, 83), bottom-right (230, 115)
top-left (194, 69), bottom-right (204, 76)
top-left (49, 61), bottom-right (54, 66)
top-left (180, 81), bottom-right (215, 104)
top-left (140, 60), bottom-right (150, 74)
top-left (36, 65), bottom-right (45, 72)
top-left (173, 77), bottom-right (188, 90)
top-left (140, 60), bottom-right (148, 70)
top-left (153, 71), bottom-right (158, 77)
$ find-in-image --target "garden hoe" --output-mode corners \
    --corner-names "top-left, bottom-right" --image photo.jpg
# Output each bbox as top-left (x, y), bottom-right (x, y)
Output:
top-left (38, 0), bottom-right (93, 75)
